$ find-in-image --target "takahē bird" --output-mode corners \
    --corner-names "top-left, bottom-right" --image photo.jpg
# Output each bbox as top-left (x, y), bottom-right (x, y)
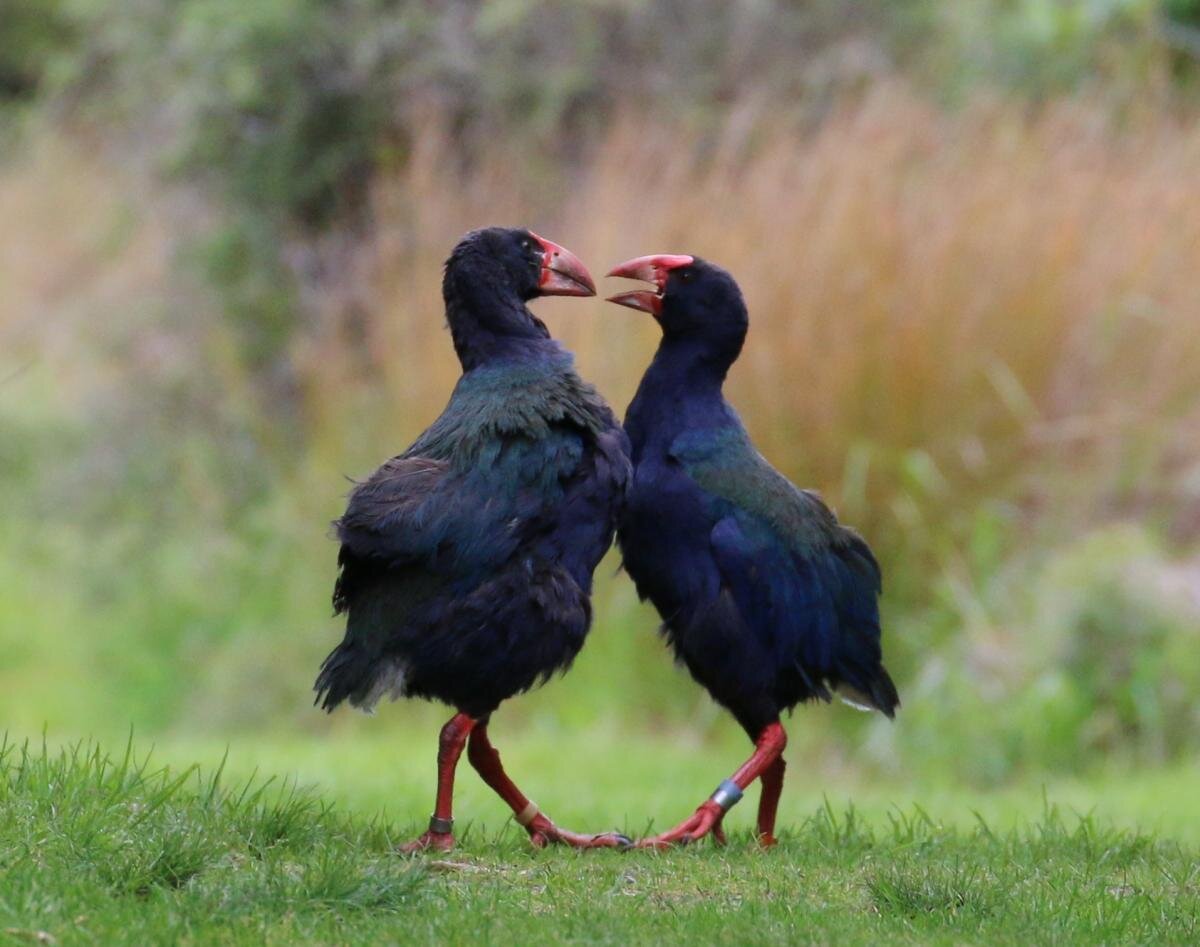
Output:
top-left (607, 254), bottom-right (898, 848)
top-left (315, 227), bottom-right (632, 853)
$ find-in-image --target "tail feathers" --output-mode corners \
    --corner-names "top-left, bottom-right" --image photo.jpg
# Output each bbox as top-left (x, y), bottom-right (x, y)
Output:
top-left (835, 666), bottom-right (900, 719)
top-left (314, 639), bottom-right (403, 714)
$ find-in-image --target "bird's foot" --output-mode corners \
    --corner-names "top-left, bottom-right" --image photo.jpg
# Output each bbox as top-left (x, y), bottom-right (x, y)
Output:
top-left (397, 829), bottom-right (454, 854)
top-left (635, 801), bottom-right (724, 849)
top-left (757, 831), bottom-right (778, 849)
top-left (525, 813), bottom-right (632, 850)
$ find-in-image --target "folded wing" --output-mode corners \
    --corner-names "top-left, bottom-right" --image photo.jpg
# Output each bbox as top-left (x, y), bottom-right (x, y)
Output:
top-left (672, 426), bottom-right (897, 716)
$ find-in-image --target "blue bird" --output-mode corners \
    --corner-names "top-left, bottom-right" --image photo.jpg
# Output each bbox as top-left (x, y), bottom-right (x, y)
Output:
top-left (607, 254), bottom-right (899, 848)
top-left (316, 228), bottom-right (631, 852)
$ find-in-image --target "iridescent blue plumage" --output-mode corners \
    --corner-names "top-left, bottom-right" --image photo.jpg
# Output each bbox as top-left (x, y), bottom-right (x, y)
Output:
top-left (315, 229), bottom-right (629, 719)
top-left (611, 253), bottom-right (896, 847)
top-left (618, 262), bottom-right (897, 735)
top-left (315, 227), bottom-right (631, 853)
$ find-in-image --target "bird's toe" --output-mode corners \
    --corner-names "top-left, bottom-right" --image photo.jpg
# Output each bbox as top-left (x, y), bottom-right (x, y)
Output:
top-left (609, 832), bottom-right (635, 850)
top-left (397, 830), bottom-right (455, 855)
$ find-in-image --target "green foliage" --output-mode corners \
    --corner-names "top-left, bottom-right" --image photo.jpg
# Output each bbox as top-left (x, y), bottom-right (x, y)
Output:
top-left (5, 0), bottom-right (1188, 388)
top-left (1030, 528), bottom-right (1200, 761)
top-left (913, 0), bottom-right (1162, 96)
top-left (159, 0), bottom-right (394, 226)
top-left (18, 1), bottom-right (1186, 227)
top-left (1166, 0), bottom-right (1200, 25)
top-left (895, 526), bottom-right (1200, 784)
top-left (0, 0), bottom-right (75, 100)
top-left (190, 219), bottom-right (299, 371)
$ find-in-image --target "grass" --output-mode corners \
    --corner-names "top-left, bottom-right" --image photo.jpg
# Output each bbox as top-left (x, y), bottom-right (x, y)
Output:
top-left (338, 86), bottom-right (1200, 564)
top-left (4, 18), bottom-right (1200, 943)
top-left (4, 79), bottom-right (1200, 944)
top-left (2, 734), bottom-right (1197, 945)
top-left (0, 735), bottom-right (423, 945)
top-left (140, 728), bottom-right (1200, 847)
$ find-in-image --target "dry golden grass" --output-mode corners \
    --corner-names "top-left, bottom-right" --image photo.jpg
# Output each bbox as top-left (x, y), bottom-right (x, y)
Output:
top-left (299, 85), bottom-right (1200, 578)
top-left (4, 84), bottom-right (1198, 579)
top-left (4, 84), bottom-right (1200, 748)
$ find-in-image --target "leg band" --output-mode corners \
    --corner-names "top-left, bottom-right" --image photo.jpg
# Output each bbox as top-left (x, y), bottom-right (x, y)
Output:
top-left (514, 801), bottom-right (540, 827)
top-left (428, 815), bottom-right (454, 834)
top-left (709, 779), bottom-right (744, 813)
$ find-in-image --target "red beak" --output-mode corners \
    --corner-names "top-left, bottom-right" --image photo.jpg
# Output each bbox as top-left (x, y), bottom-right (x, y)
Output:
top-left (605, 254), bottom-right (694, 317)
top-left (531, 232), bottom-right (596, 297)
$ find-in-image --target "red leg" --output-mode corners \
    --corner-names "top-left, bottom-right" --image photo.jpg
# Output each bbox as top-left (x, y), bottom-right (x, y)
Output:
top-left (756, 756), bottom-right (786, 847)
top-left (711, 814), bottom-right (728, 847)
top-left (467, 722), bottom-right (630, 849)
top-left (636, 721), bottom-right (787, 849)
top-left (398, 712), bottom-right (475, 853)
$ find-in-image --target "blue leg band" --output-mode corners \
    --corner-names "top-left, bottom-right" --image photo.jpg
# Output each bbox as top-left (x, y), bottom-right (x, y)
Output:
top-left (709, 779), bottom-right (744, 812)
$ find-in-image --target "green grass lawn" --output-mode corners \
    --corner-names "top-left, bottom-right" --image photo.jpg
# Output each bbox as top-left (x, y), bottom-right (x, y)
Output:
top-left (2, 730), bottom-right (1198, 945)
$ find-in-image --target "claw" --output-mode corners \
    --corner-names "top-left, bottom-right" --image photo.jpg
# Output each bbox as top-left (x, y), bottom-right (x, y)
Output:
top-left (397, 830), bottom-right (454, 854)
top-left (632, 801), bottom-right (724, 849)
top-left (525, 813), bottom-right (629, 850)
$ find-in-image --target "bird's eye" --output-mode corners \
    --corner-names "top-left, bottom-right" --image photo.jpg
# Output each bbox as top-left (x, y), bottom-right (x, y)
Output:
top-left (521, 239), bottom-right (532, 252)
top-left (679, 268), bottom-right (693, 282)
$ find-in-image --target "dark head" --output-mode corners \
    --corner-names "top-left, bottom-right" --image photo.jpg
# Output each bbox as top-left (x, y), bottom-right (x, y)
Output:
top-left (606, 254), bottom-right (748, 369)
top-left (443, 227), bottom-right (596, 368)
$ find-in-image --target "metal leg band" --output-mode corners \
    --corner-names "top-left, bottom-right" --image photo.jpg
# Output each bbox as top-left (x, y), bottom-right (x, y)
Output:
top-left (428, 815), bottom-right (454, 834)
top-left (709, 779), bottom-right (744, 813)
top-left (514, 801), bottom-right (540, 827)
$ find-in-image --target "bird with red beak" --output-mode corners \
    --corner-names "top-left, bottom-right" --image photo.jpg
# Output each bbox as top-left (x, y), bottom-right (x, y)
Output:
top-left (317, 227), bottom-right (631, 853)
top-left (533, 231), bottom-right (597, 297)
top-left (606, 254), bottom-right (695, 318)
top-left (606, 252), bottom-right (898, 849)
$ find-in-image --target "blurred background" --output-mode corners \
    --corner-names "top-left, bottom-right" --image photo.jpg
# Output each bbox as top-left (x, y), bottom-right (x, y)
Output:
top-left (2, 0), bottom-right (1199, 826)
